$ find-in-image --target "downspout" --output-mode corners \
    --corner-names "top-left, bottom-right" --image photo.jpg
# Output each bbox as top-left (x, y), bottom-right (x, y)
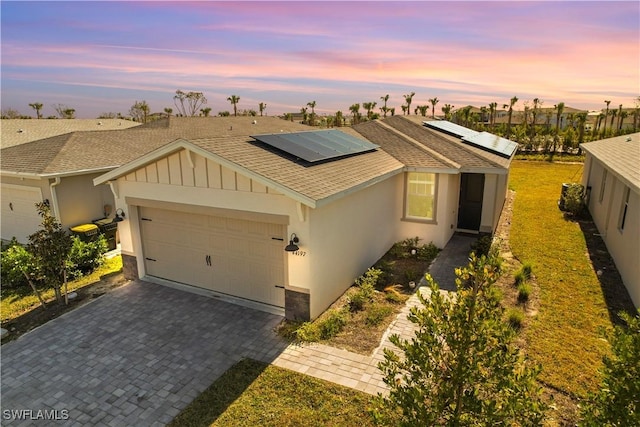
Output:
top-left (49, 177), bottom-right (62, 220)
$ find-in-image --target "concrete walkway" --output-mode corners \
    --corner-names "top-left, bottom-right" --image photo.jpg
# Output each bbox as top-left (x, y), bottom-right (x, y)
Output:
top-left (0, 234), bottom-right (474, 426)
top-left (427, 233), bottom-right (477, 291)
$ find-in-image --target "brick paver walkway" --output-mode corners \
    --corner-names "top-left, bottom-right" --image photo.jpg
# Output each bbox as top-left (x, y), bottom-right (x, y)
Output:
top-left (1, 235), bottom-right (471, 426)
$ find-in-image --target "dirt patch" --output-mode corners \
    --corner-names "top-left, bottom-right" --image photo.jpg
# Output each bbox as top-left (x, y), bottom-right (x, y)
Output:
top-left (1, 272), bottom-right (129, 344)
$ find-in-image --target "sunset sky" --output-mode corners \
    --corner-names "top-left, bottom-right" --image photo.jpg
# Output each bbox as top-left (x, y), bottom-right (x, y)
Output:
top-left (2, 1), bottom-right (639, 119)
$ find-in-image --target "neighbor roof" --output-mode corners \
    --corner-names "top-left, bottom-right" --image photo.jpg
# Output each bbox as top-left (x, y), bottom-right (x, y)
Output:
top-left (0, 119), bottom-right (141, 148)
top-left (0, 117), bottom-right (314, 177)
top-left (581, 133), bottom-right (640, 193)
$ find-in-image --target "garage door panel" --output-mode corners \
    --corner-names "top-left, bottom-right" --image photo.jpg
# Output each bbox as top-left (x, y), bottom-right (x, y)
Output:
top-left (1, 185), bottom-right (44, 242)
top-left (140, 207), bottom-right (286, 308)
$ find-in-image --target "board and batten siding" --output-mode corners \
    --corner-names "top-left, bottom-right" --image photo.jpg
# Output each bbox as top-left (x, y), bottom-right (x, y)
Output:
top-left (123, 150), bottom-right (282, 195)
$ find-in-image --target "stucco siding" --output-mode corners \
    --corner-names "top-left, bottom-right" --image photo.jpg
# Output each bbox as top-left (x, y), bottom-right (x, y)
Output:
top-left (306, 175), bottom-right (399, 319)
top-left (585, 154), bottom-right (640, 307)
top-left (56, 173), bottom-right (115, 231)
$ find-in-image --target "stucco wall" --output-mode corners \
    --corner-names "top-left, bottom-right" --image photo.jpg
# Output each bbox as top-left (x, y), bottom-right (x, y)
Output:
top-left (305, 175), bottom-right (400, 319)
top-left (584, 155), bottom-right (640, 307)
top-left (480, 173), bottom-right (508, 234)
top-left (57, 173), bottom-right (115, 231)
top-left (398, 172), bottom-right (457, 249)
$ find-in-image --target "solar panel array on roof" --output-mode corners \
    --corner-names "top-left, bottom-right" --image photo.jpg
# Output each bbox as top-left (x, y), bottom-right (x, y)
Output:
top-left (423, 120), bottom-right (479, 139)
top-left (252, 130), bottom-right (379, 164)
top-left (462, 132), bottom-right (518, 159)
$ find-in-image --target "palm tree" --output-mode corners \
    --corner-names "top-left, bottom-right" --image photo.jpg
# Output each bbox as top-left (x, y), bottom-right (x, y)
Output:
top-left (335, 111), bottom-right (344, 127)
top-left (227, 95), bottom-right (240, 117)
top-left (441, 104), bottom-right (454, 121)
top-left (29, 102), bottom-right (43, 119)
top-left (618, 111), bottom-right (628, 132)
top-left (616, 104), bottom-right (623, 131)
top-left (380, 94), bottom-right (390, 118)
top-left (530, 98), bottom-right (541, 139)
top-left (164, 107), bottom-right (173, 117)
top-left (503, 96), bottom-right (518, 138)
top-left (259, 102), bottom-right (267, 117)
top-left (602, 100), bottom-right (611, 136)
top-left (489, 102), bottom-right (498, 128)
top-left (403, 92), bottom-right (415, 115)
top-left (307, 101), bottom-right (316, 125)
top-left (428, 97), bottom-right (439, 119)
top-left (415, 105), bottom-right (429, 117)
top-left (553, 102), bottom-right (565, 153)
top-left (200, 107), bottom-right (212, 117)
top-left (576, 112), bottom-right (587, 148)
top-left (300, 107), bottom-right (309, 124)
top-left (349, 103), bottom-right (361, 124)
top-left (363, 102), bottom-right (377, 120)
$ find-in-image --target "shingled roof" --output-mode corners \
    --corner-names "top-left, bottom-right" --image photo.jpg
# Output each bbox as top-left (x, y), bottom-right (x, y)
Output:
top-left (352, 116), bottom-right (512, 171)
top-left (581, 133), bottom-right (640, 193)
top-left (1, 117), bottom-right (314, 177)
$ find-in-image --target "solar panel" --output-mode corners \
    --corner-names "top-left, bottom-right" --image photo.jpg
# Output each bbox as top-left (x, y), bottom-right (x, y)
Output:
top-left (252, 130), bottom-right (379, 163)
top-left (423, 120), bottom-right (479, 139)
top-left (463, 132), bottom-right (518, 158)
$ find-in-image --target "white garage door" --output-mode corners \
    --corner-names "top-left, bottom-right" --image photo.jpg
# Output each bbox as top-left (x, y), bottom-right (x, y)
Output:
top-left (139, 206), bottom-right (286, 308)
top-left (1, 184), bottom-right (44, 243)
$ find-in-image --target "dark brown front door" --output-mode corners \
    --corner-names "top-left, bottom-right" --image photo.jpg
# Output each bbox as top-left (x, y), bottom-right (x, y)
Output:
top-left (457, 173), bottom-right (485, 231)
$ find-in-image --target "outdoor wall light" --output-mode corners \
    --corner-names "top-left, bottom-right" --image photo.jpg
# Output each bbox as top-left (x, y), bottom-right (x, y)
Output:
top-left (284, 233), bottom-right (300, 252)
top-left (113, 208), bottom-right (126, 223)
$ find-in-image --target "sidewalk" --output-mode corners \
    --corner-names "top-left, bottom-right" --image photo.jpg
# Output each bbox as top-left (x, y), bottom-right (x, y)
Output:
top-left (271, 233), bottom-right (476, 395)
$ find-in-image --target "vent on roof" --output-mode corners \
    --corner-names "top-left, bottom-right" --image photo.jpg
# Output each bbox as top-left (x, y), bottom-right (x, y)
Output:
top-left (252, 130), bottom-right (378, 164)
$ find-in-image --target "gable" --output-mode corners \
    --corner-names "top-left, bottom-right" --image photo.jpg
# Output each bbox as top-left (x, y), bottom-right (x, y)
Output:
top-left (121, 149), bottom-right (283, 196)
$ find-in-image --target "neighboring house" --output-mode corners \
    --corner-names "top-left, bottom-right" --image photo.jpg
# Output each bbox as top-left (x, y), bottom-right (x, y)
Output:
top-left (93, 115), bottom-right (515, 320)
top-left (581, 133), bottom-right (640, 308)
top-left (0, 117), bottom-right (311, 243)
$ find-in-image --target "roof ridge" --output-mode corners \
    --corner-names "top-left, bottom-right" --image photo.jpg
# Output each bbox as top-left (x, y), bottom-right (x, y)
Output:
top-left (376, 118), bottom-right (460, 169)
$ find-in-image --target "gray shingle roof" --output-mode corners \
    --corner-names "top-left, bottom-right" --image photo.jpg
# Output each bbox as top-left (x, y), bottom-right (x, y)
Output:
top-left (1, 117), bottom-right (314, 176)
top-left (581, 133), bottom-right (640, 193)
top-left (1, 119), bottom-right (141, 148)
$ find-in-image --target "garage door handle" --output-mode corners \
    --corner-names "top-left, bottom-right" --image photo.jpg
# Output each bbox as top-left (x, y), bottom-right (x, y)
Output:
top-left (274, 285), bottom-right (284, 289)
top-left (206, 255), bottom-right (212, 266)
top-left (271, 237), bottom-right (284, 241)
top-left (145, 257), bottom-right (156, 262)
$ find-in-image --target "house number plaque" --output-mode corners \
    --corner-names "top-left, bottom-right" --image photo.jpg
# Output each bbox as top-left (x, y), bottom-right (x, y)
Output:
top-left (293, 250), bottom-right (307, 257)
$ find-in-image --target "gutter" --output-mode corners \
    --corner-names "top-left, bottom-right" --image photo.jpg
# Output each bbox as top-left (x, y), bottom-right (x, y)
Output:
top-left (49, 177), bottom-right (62, 220)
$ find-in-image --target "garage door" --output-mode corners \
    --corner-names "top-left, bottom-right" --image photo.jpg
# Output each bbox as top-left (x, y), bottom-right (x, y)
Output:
top-left (1, 185), bottom-right (44, 243)
top-left (139, 206), bottom-right (286, 308)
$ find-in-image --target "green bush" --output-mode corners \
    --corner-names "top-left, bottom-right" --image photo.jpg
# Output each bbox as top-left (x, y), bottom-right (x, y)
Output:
top-left (390, 237), bottom-right (421, 259)
top-left (356, 268), bottom-right (382, 295)
top-left (66, 235), bottom-right (108, 279)
top-left (0, 241), bottom-right (39, 289)
top-left (521, 262), bottom-right (533, 280)
top-left (318, 309), bottom-right (347, 339)
top-left (348, 290), bottom-right (368, 312)
top-left (470, 235), bottom-right (493, 257)
top-left (384, 285), bottom-right (404, 304)
top-left (295, 322), bottom-right (321, 342)
top-left (562, 183), bottom-right (586, 216)
top-left (365, 304), bottom-right (393, 326)
top-left (507, 308), bottom-right (525, 330)
top-left (514, 271), bottom-right (526, 286)
top-left (417, 242), bottom-right (440, 262)
top-left (517, 283), bottom-right (531, 303)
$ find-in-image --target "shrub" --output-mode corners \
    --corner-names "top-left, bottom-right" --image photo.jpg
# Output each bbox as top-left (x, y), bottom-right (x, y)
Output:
top-left (348, 290), bottom-right (368, 312)
top-left (521, 262), bottom-right (533, 280)
top-left (318, 309), bottom-right (347, 339)
top-left (295, 322), bottom-right (321, 342)
top-left (0, 241), bottom-right (39, 289)
top-left (514, 271), bottom-right (526, 286)
top-left (356, 268), bottom-right (382, 295)
top-left (507, 308), bottom-right (525, 330)
top-left (390, 237), bottom-right (421, 259)
top-left (66, 235), bottom-right (108, 279)
top-left (417, 242), bottom-right (439, 262)
top-left (366, 304), bottom-right (393, 326)
top-left (384, 285), bottom-right (404, 304)
top-left (470, 235), bottom-right (493, 257)
top-left (562, 183), bottom-right (586, 216)
top-left (517, 283), bottom-right (531, 303)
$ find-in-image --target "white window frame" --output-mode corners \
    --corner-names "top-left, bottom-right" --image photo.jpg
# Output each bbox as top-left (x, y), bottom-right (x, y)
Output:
top-left (618, 186), bottom-right (630, 232)
top-left (404, 172), bottom-right (437, 222)
top-left (599, 169), bottom-right (607, 203)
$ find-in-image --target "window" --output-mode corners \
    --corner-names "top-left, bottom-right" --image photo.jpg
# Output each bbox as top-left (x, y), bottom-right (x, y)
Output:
top-left (405, 172), bottom-right (436, 220)
top-left (618, 186), bottom-right (630, 231)
top-left (599, 169), bottom-right (607, 203)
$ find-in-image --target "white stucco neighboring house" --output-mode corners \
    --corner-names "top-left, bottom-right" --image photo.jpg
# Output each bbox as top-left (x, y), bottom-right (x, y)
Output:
top-left (581, 133), bottom-right (640, 308)
top-left (94, 116), bottom-right (516, 320)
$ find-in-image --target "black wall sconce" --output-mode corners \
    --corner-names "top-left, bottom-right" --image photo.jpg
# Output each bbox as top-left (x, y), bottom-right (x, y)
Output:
top-left (113, 208), bottom-right (126, 223)
top-left (284, 233), bottom-right (300, 252)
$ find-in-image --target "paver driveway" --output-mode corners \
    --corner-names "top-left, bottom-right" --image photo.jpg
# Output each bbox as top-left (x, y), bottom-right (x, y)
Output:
top-left (1, 281), bottom-right (287, 426)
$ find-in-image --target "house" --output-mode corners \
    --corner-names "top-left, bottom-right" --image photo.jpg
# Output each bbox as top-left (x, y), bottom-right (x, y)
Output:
top-left (0, 117), bottom-right (311, 243)
top-left (581, 133), bottom-right (640, 308)
top-left (93, 115), bottom-right (515, 320)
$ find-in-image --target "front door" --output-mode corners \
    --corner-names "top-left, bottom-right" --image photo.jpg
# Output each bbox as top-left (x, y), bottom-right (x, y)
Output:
top-left (457, 173), bottom-right (485, 231)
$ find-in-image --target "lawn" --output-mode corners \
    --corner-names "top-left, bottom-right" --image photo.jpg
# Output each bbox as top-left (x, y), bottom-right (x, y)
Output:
top-left (168, 358), bottom-right (399, 427)
top-left (509, 160), bottom-right (619, 397)
top-left (1, 256), bottom-right (123, 322)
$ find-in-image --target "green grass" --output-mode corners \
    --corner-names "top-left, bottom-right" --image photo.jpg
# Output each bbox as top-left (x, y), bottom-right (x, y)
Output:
top-left (0, 256), bottom-right (123, 322)
top-left (509, 161), bottom-right (612, 397)
top-left (168, 358), bottom-right (398, 427)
